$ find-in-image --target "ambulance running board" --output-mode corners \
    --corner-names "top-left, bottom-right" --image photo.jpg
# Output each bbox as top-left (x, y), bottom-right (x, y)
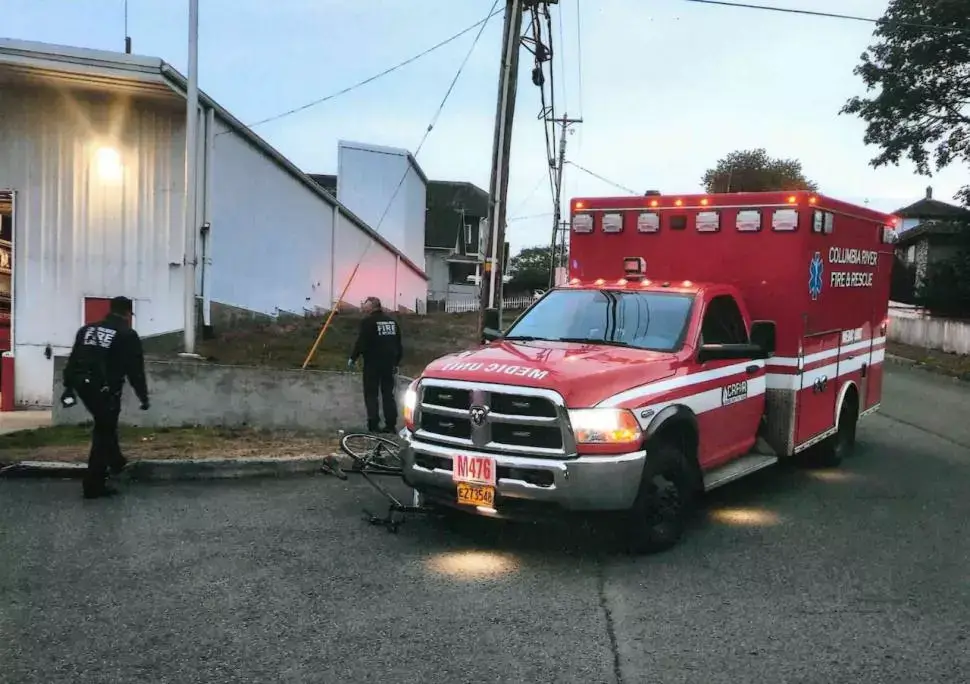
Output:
top-left (703, 439), bottom-right (779, 492)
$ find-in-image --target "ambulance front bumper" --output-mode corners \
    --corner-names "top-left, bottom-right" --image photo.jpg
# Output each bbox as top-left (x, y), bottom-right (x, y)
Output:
top-left (401, 434), bottom-right (647, 519)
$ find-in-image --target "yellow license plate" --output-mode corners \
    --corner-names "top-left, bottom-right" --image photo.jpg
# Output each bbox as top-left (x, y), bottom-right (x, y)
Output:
top-left (456, 482), bottom-right (495, 507)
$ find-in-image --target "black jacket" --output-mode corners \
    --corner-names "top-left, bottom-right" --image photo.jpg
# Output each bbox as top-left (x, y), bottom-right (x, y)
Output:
top-left (351, 310), bottom-right (403, 367)
top-left (63, 313), bottom-right (149, 403)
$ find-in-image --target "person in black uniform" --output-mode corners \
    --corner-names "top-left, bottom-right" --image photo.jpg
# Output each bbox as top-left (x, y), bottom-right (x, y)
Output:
top-left (61, 296), bottom-right (150, 499)
top-left (348, 296), bottom-right (403, 433)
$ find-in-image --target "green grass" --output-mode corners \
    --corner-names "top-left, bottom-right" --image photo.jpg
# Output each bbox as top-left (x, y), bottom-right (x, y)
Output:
top-left (191, 310), bottom-right (484, 374)
top-left (0, 425), bottom-right (338, 462)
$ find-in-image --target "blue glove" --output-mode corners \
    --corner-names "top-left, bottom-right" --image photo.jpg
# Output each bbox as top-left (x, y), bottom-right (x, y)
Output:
top-left (346, 358), bottom-right (355, 369)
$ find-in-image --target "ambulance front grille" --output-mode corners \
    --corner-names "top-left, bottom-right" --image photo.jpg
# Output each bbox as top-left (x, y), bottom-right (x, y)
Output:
top-left (414, 379), bottom-right (575, 457)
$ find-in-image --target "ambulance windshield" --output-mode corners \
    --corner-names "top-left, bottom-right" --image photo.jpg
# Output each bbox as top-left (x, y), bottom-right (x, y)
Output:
top-left (504, 289), bottom-right (695, 352)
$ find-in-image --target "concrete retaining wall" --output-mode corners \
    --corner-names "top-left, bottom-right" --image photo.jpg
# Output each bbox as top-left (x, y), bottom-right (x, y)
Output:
top-left (51, 357), bottom-right (412, 432)
top-left (888, 313), bottom-right (970, 355)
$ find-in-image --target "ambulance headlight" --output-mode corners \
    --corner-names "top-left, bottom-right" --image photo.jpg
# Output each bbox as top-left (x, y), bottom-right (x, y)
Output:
top-left (568, 408), bottom-right (642, 444)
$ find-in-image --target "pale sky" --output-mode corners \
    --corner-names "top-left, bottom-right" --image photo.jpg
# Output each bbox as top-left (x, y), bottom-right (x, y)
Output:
top-left (3, 0), bottom-right (966, 254)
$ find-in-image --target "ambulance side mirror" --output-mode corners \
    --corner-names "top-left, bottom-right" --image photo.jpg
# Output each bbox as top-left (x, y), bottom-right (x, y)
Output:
top-left (482, 327), bottom-right (503, 343)
top-left (750, 321), bottom-right (776, 356)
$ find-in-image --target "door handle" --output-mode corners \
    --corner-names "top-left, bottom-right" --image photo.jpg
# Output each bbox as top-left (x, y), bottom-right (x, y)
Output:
top-left (745, 364), bottom-right (760, 375)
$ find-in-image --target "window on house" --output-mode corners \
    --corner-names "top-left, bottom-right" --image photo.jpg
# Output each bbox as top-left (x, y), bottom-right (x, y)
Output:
top-left (448, 262), bottom-right (478, 285)
top-left (906, 245), bottom-right (916, 263)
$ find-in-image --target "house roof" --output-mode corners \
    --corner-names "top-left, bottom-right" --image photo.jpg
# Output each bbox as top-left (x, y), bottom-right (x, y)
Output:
top-left (426, 180), bottom-right (490, 249)
top-left (0, 37), bottom-right (426, 280)
top-left (893, 186), bottom-right (970, 220)
top-left (894, 219), bottom-right (970, 247)
top-left (308, 174), bottom-right (337, 196)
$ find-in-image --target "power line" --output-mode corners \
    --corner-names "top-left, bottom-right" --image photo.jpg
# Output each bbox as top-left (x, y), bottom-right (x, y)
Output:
top-left (682, 0), bottom-right (969, 33)
top-left (244, 5), bottom-right (506, 132)
top-left (566, 161), bottom-right (637, 195)
top-left (303, 0), bottom-right (501, 367)
top-left (508, 212), bottom-right (554, 222)
top-left (556, 2), bottom-right (568, 111)
top-left (509, 171), bottom-right (550, 217)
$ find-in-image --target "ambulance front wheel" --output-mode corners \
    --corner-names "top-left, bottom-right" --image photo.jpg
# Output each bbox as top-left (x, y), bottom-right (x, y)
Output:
top-left (624, 439), bottom-right (696, 555)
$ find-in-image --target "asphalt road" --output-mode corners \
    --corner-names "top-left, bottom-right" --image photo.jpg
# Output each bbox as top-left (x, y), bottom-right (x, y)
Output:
top-left (1, 364), bottom-right (968, 684)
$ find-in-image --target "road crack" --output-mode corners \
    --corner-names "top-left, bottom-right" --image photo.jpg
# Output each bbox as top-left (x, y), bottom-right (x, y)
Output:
top-left (597, 560), bottom-right (624, 684)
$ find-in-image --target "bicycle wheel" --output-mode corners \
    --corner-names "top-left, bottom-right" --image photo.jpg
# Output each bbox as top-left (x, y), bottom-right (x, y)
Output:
top-left (340, 433), bottom-right (403, 473)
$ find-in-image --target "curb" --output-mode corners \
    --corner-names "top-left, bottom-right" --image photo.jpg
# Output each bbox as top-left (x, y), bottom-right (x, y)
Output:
top-left (0, 453), bottom-right (354, 482)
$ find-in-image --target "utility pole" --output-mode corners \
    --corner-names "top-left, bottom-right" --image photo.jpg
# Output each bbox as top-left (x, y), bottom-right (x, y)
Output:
top-left (478, 0), bottom-right (528, 337)
top-left (181, 0), bottom-right (200, 357)
top-left (546, 114), bottom-right (581, 288)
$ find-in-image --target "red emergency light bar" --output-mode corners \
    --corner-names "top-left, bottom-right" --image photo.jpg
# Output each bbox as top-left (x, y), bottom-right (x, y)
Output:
top-left (576, 193), bottom-right (810, 212)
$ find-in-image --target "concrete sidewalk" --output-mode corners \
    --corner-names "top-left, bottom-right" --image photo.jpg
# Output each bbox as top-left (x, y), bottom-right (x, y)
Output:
top-left (0, 410), bottom-right (51, 435)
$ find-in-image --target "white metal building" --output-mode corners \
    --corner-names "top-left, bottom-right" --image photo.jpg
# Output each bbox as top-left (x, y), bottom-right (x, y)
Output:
top-left (0, 38), bottom-right (427, 408)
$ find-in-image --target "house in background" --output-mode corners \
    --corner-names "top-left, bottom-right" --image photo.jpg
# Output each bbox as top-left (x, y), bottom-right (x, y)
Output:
top-left (893, 186), bottom-right (970, 289)
top-left (425, 180), bottom-right (490, 305)
top-left (310, 174), bottom-right (492, 307)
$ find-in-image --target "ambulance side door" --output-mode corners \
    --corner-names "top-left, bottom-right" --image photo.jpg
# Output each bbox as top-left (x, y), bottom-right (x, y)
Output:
top-left (694, 294), bottom-right (765, 468)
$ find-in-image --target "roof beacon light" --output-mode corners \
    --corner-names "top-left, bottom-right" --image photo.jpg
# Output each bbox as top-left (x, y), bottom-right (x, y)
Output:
top-left (623, 256), bottom-right (646, 280)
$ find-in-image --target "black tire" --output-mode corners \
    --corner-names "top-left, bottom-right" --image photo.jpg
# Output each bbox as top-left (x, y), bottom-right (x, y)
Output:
top-left (339, 433), bottom-right (403, 473)
top-left (806, 397), bottom-right (858, 468)
top-left (625, 439), bottom-right (695, 555)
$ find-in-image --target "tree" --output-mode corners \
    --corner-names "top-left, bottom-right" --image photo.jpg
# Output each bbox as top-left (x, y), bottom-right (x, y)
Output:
top-left (701, 148), bottom-right (819, 194)
top-left (841, 0), bottom-right (970, 206)
top-left (506, 245), bottom-right (558, 294)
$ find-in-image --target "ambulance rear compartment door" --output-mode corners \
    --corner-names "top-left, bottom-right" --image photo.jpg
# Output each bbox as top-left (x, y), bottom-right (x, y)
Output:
top-left (795, 328), bottom-right (840, 447)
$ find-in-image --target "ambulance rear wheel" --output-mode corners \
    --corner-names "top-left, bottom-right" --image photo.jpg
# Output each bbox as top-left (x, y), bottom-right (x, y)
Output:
top-left (625, 440), bottom-right (694, 555)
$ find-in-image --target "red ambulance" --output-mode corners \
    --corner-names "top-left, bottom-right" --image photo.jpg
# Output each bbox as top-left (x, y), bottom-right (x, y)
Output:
top-left (401, 190), bottom-right (896, 553)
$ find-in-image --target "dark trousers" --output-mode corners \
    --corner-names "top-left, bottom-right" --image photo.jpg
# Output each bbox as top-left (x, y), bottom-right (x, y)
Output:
top-left (77, 387), bottom-right (125, 493)
top-left (362, 364), bottom-right (397, 431)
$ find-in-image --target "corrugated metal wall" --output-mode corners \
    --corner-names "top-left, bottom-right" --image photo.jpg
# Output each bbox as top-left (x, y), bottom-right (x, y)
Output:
top-left (0, 84), bottom-right (187, 405)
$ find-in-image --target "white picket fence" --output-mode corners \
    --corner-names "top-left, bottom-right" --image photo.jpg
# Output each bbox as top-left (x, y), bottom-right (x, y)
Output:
top-left (444, 295), bottom-right (534, 314)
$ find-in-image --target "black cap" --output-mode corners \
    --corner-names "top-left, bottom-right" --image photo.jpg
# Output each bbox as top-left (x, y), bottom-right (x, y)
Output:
top-left (109, 296), bottom-right (133, 315)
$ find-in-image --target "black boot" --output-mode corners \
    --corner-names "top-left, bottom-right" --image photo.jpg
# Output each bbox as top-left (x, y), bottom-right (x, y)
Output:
top-left (83, 483), bottom-right (120, 499)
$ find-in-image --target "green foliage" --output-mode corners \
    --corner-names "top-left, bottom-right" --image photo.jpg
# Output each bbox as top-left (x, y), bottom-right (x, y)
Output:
top-left (841, 0), bottom-right (970, 206)
top-left (701, 148), bottom-right (818, 194)
top-left (506, 245), bottom-right (560, 293)
top-left (916, 227), bottom-right (970, 317)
